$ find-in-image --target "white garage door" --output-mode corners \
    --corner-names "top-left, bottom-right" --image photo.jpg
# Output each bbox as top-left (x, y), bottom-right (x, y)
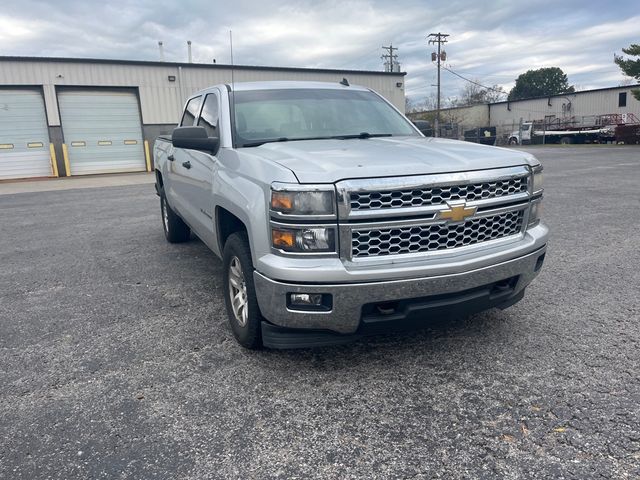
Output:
top-left (0, 89), bottom-right (53, 180)
top-left (58, 90), bottom-right (146, 175)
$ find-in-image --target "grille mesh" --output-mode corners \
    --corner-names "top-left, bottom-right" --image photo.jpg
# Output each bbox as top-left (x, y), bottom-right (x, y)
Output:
top-left (350, 177), bottom-right (528, 211)
top-left (351, 210), bottom-right (524, 258)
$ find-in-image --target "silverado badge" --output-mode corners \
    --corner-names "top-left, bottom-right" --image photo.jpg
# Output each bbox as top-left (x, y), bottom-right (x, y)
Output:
top-left (438, 202), bottom-right (477, 222)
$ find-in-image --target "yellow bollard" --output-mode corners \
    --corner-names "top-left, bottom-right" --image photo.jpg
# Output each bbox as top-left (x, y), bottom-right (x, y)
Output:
top-left (144, 140), bottom-right (152, 172)
top-left (62, 143), bottom-right (71, 176)
top-left (49, 143), bottom-right (59, 177)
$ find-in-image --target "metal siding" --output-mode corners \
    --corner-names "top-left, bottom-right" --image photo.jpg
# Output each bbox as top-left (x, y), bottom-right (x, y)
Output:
top-left (0, 59), bottom-right (406, 126)
top-left (58, 90), bottom-right (145, 175)
top-left (0, 89), bottom-right (52, 180)
top-left (490, 87), bottom-right (640, 126)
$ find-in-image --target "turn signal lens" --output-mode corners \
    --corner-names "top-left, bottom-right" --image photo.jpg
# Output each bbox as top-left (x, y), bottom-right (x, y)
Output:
top-left (271, 227), bottom-right (336, 253)
top-left (272, 229), bottom-right (295, 248)
top-left (271, 192), bottom-right (294, 212)
top-left (528, 199), bottom-right (543, 228)
top-left (532, 165), bottom-right (543, 194)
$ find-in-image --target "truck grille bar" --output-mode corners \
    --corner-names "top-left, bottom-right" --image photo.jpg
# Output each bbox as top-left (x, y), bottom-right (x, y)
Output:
top-left (351, 210), bottom-right (524, 258)
top-left (350, 177), bottom-right (527, 211)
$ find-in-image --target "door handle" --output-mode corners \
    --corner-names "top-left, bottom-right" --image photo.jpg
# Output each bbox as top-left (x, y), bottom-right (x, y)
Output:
top-left (167, 154), bottom-right (174, 161)
top-left (182, 161), bottom-right (191, 169)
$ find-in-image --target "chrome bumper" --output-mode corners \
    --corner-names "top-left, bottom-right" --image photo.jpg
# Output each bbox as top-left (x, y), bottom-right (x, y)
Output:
top-left (254, 244), bottom-right (547, 334)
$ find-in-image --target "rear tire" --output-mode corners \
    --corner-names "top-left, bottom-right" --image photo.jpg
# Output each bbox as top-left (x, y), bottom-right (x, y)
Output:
top-left (160, 193), bottom-right (190, 243)
top-left (222, 232), bottom-right (263, 349)
top-left (509, 137), bottom-right (518, 145)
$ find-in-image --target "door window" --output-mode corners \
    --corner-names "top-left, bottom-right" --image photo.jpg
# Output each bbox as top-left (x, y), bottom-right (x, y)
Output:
top-left (198, 94), bottom-right (220, 137)
top-left (180, 96), bottom-right (203, 126)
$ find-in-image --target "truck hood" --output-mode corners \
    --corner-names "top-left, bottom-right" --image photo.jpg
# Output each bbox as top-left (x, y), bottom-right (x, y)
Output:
top-left (249, 136), bottom-right (537, 183)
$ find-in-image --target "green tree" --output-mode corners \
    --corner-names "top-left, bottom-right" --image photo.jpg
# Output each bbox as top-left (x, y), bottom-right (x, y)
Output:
top-left (508, 67), bottom-right (575, 101)
top-left (615, 44), bottom-right (640, 100)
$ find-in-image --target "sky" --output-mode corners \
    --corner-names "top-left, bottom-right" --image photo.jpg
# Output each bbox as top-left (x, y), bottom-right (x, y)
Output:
top-left (1, 0), bottom-right (638, 104)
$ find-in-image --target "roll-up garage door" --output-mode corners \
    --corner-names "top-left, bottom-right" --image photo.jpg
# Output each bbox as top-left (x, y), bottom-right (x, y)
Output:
top-left (0, 89), bottom-right (53, 180)
top-left (58, 90), bottom-right (145, 175)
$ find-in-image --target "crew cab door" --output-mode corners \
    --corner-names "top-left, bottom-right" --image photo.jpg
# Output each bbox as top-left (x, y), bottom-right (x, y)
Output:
top-left (183, 91), bottom-right (222, 247)
top-left (166, 95), bottom-right (203, 219)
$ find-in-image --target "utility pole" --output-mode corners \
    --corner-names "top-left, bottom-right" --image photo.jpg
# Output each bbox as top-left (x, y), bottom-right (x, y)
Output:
top-left (428, 32), bottom-right (449, 137)
top-left (381, 44), bottom-right (399, 72)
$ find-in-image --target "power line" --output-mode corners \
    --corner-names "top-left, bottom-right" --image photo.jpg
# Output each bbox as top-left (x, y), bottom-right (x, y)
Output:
top-left (334, 46), bottom-right (382, 69)
top-left (445, 68), bottom-right (518, 79)
top-left (442, 66), bottom-right (504, 92)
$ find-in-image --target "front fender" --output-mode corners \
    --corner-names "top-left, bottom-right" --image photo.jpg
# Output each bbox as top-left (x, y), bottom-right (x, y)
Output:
top-left (212, 149), bottom-right (298, 263)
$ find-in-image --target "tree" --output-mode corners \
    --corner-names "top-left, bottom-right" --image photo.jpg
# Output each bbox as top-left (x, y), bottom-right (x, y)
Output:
top-left (452, 81), bottom-right (506, 106)
top-left (405, 96), bottom-right (416, 113)
top-left (615, 44), bottom-right (640, 100)
top-left (508, 67), bottom-right (574, 101)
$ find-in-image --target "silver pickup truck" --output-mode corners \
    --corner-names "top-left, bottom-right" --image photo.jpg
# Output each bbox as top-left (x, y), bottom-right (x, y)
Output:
top-left (154, 81), bottom-right (547, 349)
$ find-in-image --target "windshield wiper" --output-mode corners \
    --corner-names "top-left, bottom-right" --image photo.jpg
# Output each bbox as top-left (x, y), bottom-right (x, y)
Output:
top-left (241, 137), bottom-right (290, 148)
top-left (241, 136), bottom-right (336, 148)
top-left (240, 133), bottom-right (393, 147)
top-left (331, 132), bottom-right (393, 140)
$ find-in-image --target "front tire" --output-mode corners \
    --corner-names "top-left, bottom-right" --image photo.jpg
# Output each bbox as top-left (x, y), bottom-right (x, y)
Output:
top-left (160, 193), bottom-right (190, 243)
top-left (222, 232), bottom-right (263, 349)
top-left (509, 137), bottom-right (518, 145)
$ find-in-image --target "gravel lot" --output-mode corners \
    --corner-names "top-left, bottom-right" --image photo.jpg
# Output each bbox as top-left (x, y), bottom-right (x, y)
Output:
top-left (1, 145), bottom-right (639, 479)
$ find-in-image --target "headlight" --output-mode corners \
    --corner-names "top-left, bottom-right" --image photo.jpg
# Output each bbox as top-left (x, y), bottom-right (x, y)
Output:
top-left (271, 185), bottom-right (335, 216)
top-left (272, 226), bottom-right (336, 253)
top-left (532, 165), bottom-right (543, 194)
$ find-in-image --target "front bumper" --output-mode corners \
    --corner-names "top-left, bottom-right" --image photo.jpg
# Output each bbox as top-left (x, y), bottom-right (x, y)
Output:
top-left (254, 244), bottom-right (547, 337)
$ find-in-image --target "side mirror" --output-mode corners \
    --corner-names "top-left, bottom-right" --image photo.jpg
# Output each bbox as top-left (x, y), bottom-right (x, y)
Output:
top-left (172, 126), bottom-right (220, 154)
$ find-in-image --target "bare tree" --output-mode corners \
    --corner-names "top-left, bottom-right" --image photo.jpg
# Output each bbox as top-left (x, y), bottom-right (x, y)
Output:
top-left (452, 81), bottom-right (506, 107)
top-left (405, 97), bottom-right (415, 113)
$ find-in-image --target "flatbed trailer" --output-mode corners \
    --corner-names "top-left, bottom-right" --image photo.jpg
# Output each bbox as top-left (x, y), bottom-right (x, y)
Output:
top-left (509, 123), bottom-right (615, 145)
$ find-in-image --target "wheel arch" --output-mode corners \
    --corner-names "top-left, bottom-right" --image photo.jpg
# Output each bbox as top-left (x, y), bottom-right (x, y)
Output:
top-left (216, 206), bottom-right (249, 254)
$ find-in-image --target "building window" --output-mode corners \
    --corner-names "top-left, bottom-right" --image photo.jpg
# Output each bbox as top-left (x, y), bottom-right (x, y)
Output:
top-left (619, 92), bottom-right (627, 108)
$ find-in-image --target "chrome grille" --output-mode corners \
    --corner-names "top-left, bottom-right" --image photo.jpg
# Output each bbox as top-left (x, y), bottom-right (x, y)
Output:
top-left (351, 210), bottom-right (524, 258)
top-left (350, 176), bottom-right (528, 211)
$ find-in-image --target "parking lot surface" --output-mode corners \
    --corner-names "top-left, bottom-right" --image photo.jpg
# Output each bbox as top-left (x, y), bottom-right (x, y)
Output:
top-left (1, 146), bottom-right (639, 479)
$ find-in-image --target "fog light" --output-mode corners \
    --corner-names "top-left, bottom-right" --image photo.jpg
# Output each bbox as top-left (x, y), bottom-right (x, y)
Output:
top-left (290, 293), bottom-right (323, 306)
top-left (287, 293), bottom-right (332, 311)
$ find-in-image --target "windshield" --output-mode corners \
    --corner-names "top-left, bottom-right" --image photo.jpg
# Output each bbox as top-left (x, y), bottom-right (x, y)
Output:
top-left (232, 88), bottom-right (418, 147)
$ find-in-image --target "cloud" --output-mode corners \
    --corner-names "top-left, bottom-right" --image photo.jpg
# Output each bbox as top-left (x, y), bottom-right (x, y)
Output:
top-left (0, 0), bottom-right (637, 102)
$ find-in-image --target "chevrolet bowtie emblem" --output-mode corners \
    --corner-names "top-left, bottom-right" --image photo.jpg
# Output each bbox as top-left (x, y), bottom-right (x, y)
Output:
top-left (438, 202), bottom-right (477, 222)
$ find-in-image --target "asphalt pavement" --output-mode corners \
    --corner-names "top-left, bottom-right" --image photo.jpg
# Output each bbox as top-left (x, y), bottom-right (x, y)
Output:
top-left (1, 145), bottom-right (639, 479)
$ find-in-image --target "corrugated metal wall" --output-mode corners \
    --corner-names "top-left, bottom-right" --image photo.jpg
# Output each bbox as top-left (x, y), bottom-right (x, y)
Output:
top-left (0, 58), bottom-right (406, 126)
top-left (489, 87), bottom-right (640, 126)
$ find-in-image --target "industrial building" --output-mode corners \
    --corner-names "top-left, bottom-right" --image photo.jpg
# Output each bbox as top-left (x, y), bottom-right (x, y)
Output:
top-left (409, 84), bottom-right (640, 142)
top-left (0, 56), bottom-right (406, 180)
